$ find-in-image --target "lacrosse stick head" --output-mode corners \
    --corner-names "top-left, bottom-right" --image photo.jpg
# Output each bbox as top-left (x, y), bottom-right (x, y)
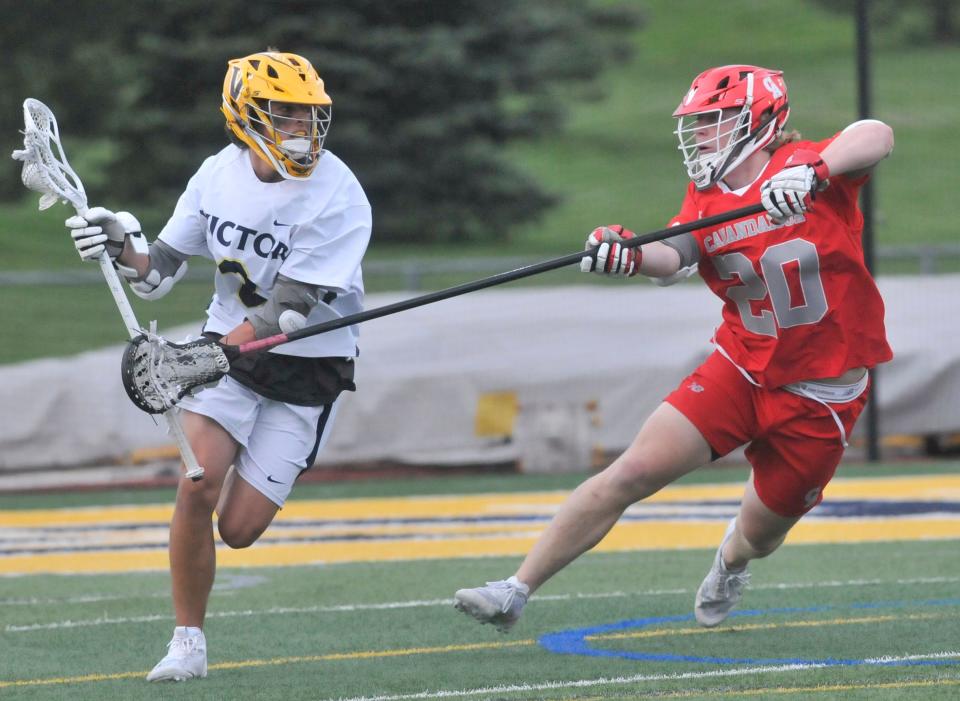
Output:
top-left (121, 334), bottom-right (233, 414)
top-left (11, 98), bottom-right (88, 213)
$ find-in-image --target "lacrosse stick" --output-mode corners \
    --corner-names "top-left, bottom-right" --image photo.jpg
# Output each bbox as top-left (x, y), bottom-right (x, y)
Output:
top-left (121, 202), bottom-right (766, 414)
top-left (11, 98), bottom-right (204, 481)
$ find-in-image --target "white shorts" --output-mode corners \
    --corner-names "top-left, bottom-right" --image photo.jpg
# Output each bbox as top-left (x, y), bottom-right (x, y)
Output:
top-left (177, 376), bottom-right (339, 507)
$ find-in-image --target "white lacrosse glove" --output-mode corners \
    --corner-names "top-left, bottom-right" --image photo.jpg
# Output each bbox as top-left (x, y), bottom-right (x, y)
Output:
top-left (66, 207), bottom-right (141, 261)
top-left (580, 225), bottom-right (642, 276)
top-left (760, 149), bottom-right (831, 224)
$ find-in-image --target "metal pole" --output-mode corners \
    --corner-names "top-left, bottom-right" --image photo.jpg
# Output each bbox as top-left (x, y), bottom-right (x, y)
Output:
top-left (856, 0), bottom-right (881, 462)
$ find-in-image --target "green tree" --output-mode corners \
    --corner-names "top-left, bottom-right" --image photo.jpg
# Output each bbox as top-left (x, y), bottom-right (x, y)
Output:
top-left (0, 0), bottom-right (136, 199)
top-left (3, 0), bottom-right (642, 244)
top-left (807, 0), bottom-right (958, 45)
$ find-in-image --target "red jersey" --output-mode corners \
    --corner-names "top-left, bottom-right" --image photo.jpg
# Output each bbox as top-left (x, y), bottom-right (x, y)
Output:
top-left (669, 137), bottom-right (893, 388)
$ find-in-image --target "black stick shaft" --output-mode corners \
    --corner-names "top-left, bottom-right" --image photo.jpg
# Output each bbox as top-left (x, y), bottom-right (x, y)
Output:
top-left (237, 202), bottom-right (765, 355)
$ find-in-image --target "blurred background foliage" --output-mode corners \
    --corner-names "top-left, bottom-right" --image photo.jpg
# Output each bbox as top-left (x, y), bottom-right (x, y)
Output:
top-left (0, 0), bottom-right (642, 244)
top-left (1, 0), bottom-right (957, 363)
top-left (808, 0), bottom-right (958, 44)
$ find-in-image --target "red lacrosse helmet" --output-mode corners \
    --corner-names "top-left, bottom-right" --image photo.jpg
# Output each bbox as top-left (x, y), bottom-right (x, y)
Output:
top-left (672, 65), bottom-right (790, 190)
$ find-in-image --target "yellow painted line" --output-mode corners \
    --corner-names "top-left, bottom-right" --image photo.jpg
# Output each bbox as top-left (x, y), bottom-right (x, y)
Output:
top-left (824, 473), bottom-right (960, 500)
top-left (4, 474), bottom-right (960, 575)
top-left (0, 671), bottom-right (146, 689)
top-left (0, 504), bottom-right (174, 527)
top-left (3, 612), bottom-right (959, 691)
top-left (5, 473), bottom-right (960, 528)
top-left (5, 517), bottom-right (960, 575)
top-left (0, 639), bottom-right (535, 689)
top-left (275, 522), bottom-right (540, 534)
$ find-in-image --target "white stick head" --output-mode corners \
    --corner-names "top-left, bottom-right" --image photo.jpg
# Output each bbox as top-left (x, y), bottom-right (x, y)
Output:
top-left (10, 98), bottom-right (88, 214)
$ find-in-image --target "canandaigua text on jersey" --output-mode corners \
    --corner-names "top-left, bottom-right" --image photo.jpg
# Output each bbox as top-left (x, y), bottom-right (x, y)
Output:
top-left (703, 211), bottom-right (805, 253)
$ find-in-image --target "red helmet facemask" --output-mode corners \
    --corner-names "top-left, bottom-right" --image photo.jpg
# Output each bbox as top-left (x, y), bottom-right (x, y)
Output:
top-left (673, 65), bottom-right (790, 190)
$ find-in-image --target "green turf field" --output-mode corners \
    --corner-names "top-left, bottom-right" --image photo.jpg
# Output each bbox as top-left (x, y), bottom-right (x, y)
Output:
top-left (3, 462), bottom-right (960, 700)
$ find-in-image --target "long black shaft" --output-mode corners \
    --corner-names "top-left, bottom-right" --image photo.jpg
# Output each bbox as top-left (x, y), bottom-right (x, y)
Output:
top-left (856, 0), bottom-right (881, 463)
top-left (238, 202), bottom-right (765, 354)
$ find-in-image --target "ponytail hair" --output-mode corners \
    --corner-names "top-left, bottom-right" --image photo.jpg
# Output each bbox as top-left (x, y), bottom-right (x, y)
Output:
top-left (766, 128), bottom-right (802, 152)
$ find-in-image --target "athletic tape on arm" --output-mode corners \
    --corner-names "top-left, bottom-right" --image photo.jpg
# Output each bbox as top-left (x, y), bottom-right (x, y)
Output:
top-left (659, 230), bottom-right (700, 268)
top-left (652, 230), bottom-right (700, 287)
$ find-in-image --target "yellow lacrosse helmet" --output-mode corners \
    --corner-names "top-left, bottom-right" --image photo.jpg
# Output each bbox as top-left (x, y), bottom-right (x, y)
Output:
top-left (221, 51), bottom-right (332, 179)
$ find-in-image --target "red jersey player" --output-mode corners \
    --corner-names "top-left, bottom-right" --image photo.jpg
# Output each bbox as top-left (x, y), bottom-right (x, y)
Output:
top-left (454, 65), bottom-right (894, 631)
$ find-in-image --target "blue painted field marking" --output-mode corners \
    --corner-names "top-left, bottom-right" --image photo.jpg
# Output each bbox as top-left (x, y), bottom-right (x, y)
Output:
top-left (539, 598), bottom-right (960, 667)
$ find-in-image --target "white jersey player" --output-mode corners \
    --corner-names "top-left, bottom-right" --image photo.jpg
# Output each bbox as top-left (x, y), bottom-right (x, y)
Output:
top-left (68, 51), bottom-right (372, 682)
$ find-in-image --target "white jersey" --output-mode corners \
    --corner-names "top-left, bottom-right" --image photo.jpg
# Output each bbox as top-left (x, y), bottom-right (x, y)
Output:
top-left (158, 144), bottom-right (371, 358)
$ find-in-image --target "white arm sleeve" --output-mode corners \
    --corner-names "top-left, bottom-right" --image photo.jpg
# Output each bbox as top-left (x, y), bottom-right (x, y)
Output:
top-left (841, 119), bottom-right (888, 134)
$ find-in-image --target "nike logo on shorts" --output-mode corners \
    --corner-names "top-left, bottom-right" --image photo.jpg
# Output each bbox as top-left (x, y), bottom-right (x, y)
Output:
top-left (266, 475), bottom-right (285, 484)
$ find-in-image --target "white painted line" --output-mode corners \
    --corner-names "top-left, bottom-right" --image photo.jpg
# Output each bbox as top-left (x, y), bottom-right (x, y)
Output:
top-left (7, 575), bottom-right (959, 633)
top-left (0, 592), bottom-right (170, 606)
top-left (323, 654), bottom-right (960, 701)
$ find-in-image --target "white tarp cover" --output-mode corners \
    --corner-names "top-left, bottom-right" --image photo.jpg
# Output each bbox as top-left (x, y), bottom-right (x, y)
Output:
top-left (1, 275), bottom-right (957, 471)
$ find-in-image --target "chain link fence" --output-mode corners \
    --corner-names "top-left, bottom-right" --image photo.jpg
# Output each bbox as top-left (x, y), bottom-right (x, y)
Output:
top-left (3, 245), bottom-right (960, 292)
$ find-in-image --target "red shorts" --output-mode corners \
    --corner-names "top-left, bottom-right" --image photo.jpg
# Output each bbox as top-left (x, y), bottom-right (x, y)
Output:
top-left (665, 352), bottom-right (869, 517)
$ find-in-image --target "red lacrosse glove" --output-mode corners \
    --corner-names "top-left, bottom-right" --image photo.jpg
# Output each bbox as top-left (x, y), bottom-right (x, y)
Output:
top-left (580, 225), bottom-right (642, 277)
top-left (786, 148), bottom-right (831, 184)
top-left (760, 149), bottom-right (831, 223)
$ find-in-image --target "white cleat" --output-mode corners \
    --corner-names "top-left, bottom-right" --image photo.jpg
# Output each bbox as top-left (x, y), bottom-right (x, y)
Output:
top-left (454, 576), bottom-right (529, 633)
top-left (146, 627), bottom-right (208, 682)
top-left (694, 518), bottom-right (751, 627)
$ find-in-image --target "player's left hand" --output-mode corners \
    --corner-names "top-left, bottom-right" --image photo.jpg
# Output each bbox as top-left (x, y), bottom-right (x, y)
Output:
top-left (760, 149), bottom-right (830, 224)
top-left (580, 225), bottom-right (641, 276)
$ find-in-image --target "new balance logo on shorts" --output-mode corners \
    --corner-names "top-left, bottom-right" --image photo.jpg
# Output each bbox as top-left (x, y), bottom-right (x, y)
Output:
top-left (803, 487), bottom-right (823, 508)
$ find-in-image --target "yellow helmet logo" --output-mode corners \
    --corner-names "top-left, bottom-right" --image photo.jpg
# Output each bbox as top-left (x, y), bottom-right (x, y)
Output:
top-left (221, 52), bottom-right (332, 179)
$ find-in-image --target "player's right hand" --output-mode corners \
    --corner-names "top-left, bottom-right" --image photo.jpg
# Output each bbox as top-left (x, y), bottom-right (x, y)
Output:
top-left (580, 225), bottom-right (641, 276)
top-left (760, 149), bottom-right (830, 224)
top-left (66, 207), bottom-right (141, 261)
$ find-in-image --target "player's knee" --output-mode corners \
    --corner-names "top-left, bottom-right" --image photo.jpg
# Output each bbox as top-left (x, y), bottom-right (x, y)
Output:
top-left (603, 453), bottom-right (667, 504)
top-left (216, 514), bottom-right (267, 549)
top-left (217, 521), bottom-right (260, 549)
top-left (178, 477), bottom-right (220, 514)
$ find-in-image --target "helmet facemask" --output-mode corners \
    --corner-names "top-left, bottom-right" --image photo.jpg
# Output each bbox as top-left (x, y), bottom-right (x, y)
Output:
top-left (675, 107), bottom-right (754, 190)
top-left (221, 52), bottom-right (333, 179)
top-left (672, 66), bottom-right (790, 190)
top-left (244, 100), bottom-right (331, 177)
